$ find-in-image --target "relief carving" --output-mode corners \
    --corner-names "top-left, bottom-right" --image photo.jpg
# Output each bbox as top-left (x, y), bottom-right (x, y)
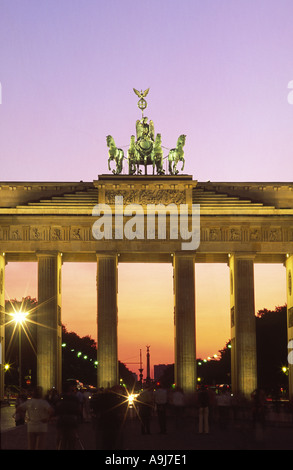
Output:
top-left (0, 222), bottom-right (290, 247)
top-left (11, 229), bottom-right (21, 240)
top-left (105, 189), bottom-right (186, 205)
top-left (230, 229), bottom-right (241, 241)
top-left (269, 229), bottom-right (281, 242)
top-left (71, 228), bottom-right (83, 240)
top-left (51, 227), bottom-right (62, 241)
top-left (209, 228), bottom-right (221, 241)
top-left (30, 227), bottom-right (42, 240)
top-left (250, 229), bottom-right (261, 241)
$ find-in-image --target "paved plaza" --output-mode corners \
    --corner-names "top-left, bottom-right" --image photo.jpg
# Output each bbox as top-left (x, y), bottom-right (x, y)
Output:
top-left (1, 402), bottom-right (293, 451)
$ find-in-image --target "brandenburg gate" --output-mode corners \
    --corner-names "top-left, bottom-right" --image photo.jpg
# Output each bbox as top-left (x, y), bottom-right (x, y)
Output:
top-left (0, 90), bottom-right (293, 400)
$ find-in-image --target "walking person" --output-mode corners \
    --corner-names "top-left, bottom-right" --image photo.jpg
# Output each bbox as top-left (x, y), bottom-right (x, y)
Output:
top-left (138, 387), bottom-right (153, 435)
top-left (216, 386), bottom-right (231, 428)
top-left (91, 386), bottom-right (127, 450)
top-left (14, 390), bottom-right (27, 426)
top-left (82, 388), bottom-right (92, 422)
top-left (55, 382), bottom-right (82, 450)
top-left (251, 388), bottom-right (267, 442)
top-left (154, 384), bottom-right (168, 434)
top-left (197, 385), bottom-right (210, 434)
top-left (16, 386), bottom-right (54, 450)
top-left (171, 387), bottom-right (185, 429)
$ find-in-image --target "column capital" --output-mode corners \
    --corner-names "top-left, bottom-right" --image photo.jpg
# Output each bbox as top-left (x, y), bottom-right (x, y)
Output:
top-left (0, 252), bottom-right (8, 266)
top-left (96, 252), bottom-right (118, 260)
top-left (172, 251), bottom-right (196, 260)
top-left (228, 252), bottom-right (256, 267)
top-left (36, 251), bottom-right (63, 266)
top-left (229, 252), bottom-right (256, 260)
top-left (36, 250), bottom-right (62, 258)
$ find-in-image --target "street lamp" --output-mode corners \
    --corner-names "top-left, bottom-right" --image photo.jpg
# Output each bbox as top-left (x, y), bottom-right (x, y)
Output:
top-left (12, 310), bottom-right (28, 325)
top-left (282, 366), bottom-right (289, 375)
top-left (11, 310), bottom-right (28, 390)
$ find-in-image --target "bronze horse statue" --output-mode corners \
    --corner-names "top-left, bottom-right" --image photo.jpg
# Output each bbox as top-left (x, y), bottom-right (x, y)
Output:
top-left (168, 135), bottom-right (186, 175)
top-left (107, 135), bottom-right (124, 174)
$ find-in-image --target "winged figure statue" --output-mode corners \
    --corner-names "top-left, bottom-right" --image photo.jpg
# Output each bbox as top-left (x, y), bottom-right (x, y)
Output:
top-left (133, 88), bottom-right (150, 115)
top-left (133, 88), bottom-right (150, 99)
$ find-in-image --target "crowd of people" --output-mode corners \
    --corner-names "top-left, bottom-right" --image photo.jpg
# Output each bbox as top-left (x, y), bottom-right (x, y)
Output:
top-left (12, 382), bottom-right (93, 449)
top-left (10, 381), bottom-right (281, 450)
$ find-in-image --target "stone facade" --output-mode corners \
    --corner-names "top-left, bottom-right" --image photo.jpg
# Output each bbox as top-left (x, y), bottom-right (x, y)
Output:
top-left (0, 175), bottom-right (292, 398)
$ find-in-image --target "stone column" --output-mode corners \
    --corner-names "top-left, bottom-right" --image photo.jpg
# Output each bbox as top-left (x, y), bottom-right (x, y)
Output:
top-left (0, 253), bottom-right (5, 401)
top-left (229, 254), bottom-right (257, 398)
top-left (37, 252), bottom-right (62, 394)
top-left (96, 253), bottom-right (118, 389)
top-left (286, 254), bottom-right (293, 399)
top-left (173, 253), bottom-right (196, 394)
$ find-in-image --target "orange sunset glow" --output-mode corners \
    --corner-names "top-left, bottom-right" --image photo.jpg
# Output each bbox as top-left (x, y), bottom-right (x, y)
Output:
top-left (4, 261), bottom-right (286, 378)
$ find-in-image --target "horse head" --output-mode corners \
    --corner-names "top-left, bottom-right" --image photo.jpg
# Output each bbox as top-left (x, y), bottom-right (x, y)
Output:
top-left (178, 134), bottom-right (186, 147)
top-left (106, 135), bottom-right (114, 148)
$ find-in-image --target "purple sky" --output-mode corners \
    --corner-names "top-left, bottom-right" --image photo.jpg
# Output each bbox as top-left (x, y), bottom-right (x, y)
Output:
top-left (1, 1), bottom-right (291, 375)
top-left (1, 0), bottom-right (293, 182)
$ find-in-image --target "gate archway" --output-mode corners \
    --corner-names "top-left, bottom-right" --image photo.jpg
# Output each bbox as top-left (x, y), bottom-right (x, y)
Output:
top-left (0, 175), bottom-right (292, 399)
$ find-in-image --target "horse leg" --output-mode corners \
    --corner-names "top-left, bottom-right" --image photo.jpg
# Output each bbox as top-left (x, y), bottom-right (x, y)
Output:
top-left (118, 159), bottom-right (122, 174)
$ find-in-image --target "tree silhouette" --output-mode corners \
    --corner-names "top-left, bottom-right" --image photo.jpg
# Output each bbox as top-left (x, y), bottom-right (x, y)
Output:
top-left (4, 299), bottom-right (289, 395)
top-left (256, 305), bottom-right (287, 393)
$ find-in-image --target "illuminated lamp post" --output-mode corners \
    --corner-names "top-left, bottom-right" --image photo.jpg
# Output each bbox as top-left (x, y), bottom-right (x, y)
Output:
top-left (12, 310), bottom-right (28, 390)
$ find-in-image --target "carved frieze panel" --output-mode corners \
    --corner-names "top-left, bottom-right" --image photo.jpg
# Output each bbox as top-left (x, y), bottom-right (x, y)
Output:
top-left (268, 228), bottom-right (282, 242)
top-left (250, 229), bottom-right (261, 241)
top-left (71, 227), bottom-right (83, 240)
top-left (0, 223), bottom-right (292, 245)
top-left (229, 229), bottom-right (241, 241)
top-left (51, 226), bottom-right (63, 241)
top-left (209, 228), bottom-right (221, 241)
top-left (203, 226), bottom-right (290, 243)
top-left (9, 226), bottom-right (23, 241)
top-left (105, 189), bottom-right (186, 205)
top-left (30, 227), bottom-right (43, 241)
